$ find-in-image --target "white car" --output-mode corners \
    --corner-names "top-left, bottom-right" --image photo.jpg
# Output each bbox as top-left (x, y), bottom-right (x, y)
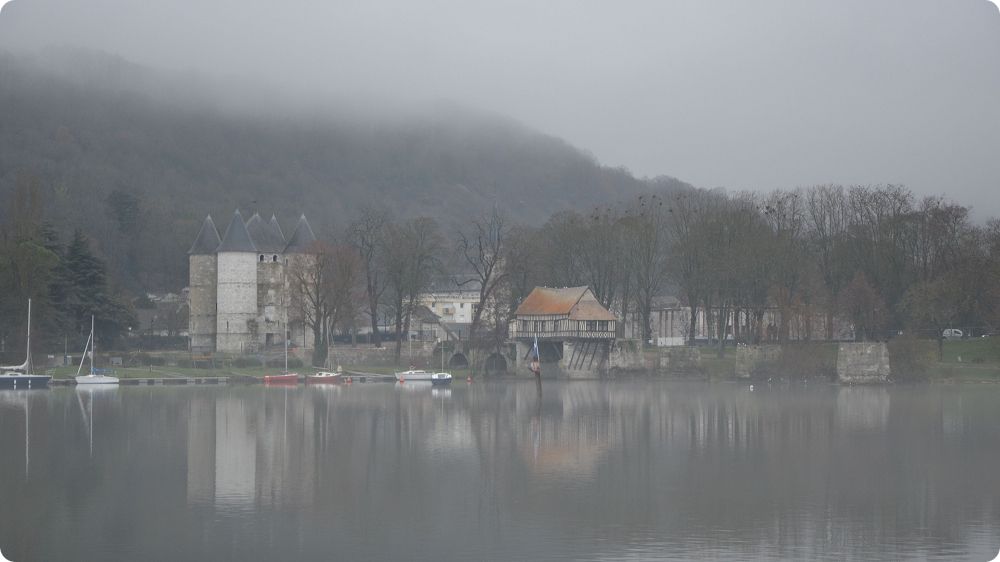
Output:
top-left (943, 328), bottom-right (964, 340)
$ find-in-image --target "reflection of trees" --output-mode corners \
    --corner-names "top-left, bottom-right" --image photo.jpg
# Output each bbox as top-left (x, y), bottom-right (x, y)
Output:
top-left (4, 385), bottom-right (1000, 559)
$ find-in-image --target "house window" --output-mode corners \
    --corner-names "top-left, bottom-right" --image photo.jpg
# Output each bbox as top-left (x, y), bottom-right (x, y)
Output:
top-left (587, 320), bottom-right (598, 331)
top-left (272, 255), bottom-right (278, 262)
top-left (259, 255), bottom-right (265, 262)
top-left (460, 303), bottom-right (465, 308)
top-left (534, 321), bottom-right (542, 332)
top-left (520, 320), bottom-right (528, 332)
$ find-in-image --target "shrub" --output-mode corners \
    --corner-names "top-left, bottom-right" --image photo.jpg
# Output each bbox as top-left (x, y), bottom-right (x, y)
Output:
top-left (887, 336), bottom-right (935, 381)
top-left (232, 357), bottom-right (260, 368)
top-left (265, 357), bottom-right (303, 368)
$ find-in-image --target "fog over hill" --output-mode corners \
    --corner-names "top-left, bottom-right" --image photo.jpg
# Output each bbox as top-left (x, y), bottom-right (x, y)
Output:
top-left (2, 0), bottom-right (1000, 217)
top-left (0, 50), bottom-right (684, 291)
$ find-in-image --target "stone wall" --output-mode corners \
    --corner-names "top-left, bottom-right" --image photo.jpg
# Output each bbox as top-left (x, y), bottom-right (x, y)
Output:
top-left (188, 254), bottom-right (217, 353)
top-left (560, 340), bottom-right (610, 379)
top-left (609, 340), bottom-right (644, 371)
top-left (656, 346), bottom-right (703, 376)
top-left (216, 251), bottom-right (258, 353)
top-left (735, 345), bottom-right (782, 379)
top-left (255, 258), bottom-right (285, 347)
top-left (324, 342), bottom-right (436, 369)
top-left (836, 342), bottom-right (891, 384)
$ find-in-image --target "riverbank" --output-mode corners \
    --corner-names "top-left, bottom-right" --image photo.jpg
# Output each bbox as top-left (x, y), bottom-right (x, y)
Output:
top-left (692, 338), bottom-right (1000, 383)
top-left (43, 363), bottom-right (476, 383)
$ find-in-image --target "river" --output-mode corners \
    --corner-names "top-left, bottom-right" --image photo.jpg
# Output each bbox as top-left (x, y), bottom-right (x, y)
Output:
top-left (1, 381), bottom-right (998, 561)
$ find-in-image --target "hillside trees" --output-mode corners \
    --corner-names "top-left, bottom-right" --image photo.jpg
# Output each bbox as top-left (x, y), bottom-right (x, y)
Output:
top-left (1, 176), bottom-right (134, 356)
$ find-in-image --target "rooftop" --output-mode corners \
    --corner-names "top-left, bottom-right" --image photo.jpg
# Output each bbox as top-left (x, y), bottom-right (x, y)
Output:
top-left (515, 286), bottom-right (617, 321)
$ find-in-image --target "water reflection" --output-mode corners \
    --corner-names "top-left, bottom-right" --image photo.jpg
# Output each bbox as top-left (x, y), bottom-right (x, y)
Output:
top-left (0, 382), bottom-right (999, 561)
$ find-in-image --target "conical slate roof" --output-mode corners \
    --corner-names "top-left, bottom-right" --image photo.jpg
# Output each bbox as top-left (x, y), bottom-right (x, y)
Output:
top-left (269, 214), bottom-right (285, 241)
top-left (284, 214), bottom-right (317, 253)
top-left (187, 215), bottom-right (221, 255)
top-left (217, 210), bottom-right (258, 253)
top-left (246, 212), bottom-right (287, 253)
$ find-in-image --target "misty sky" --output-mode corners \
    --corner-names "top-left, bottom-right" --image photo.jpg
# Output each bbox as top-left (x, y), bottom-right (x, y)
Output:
top-left (2, 0), bottom-right (1000, 217)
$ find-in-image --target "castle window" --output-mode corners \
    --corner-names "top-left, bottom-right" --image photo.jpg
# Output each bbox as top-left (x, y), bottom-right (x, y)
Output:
top-left (259, 255), bottom-right (265, 262)
top-left (272, 255), bottom-right (278, 262)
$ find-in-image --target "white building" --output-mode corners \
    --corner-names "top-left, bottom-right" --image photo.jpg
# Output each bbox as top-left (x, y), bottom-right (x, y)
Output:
top-left (418, 275), bottom-right (481, 326)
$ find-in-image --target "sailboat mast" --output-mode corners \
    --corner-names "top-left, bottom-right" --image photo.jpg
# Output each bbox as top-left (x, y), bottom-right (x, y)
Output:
top-left (90, 315), bottom-right (95, 375)
top-left (284, 301), bottom-right (288, 373)
top-left (75, 331), bottom-right (92, 377)
top-left (25, 298), bottom-right (31, 374)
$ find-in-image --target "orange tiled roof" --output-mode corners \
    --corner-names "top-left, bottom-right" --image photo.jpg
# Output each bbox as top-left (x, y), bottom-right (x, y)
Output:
top-left (515, 286), bottom-right (618, 321)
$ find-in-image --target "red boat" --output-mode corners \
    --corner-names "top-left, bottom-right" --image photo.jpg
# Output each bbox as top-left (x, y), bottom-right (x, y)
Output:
top-left (263, 373), bottom-right (299, 384)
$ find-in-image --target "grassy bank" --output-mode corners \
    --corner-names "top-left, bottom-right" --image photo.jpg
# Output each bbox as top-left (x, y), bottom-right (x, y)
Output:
top-left (693, 338), bottom-right (1000, 383)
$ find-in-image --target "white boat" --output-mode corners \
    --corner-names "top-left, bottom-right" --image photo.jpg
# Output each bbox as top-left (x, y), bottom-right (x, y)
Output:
top-left (394, 370), bottom-right (452, 385)
top-left (75, 315), bottom-right (119, 385)
top-left (430, 372), bottom-right (453, 385)
top-left (0, 299), bottom-right (51, 389)
top-left (394, 369), bottom-right (432, 382)
top-left (306, 371), bottom-right (343, 384)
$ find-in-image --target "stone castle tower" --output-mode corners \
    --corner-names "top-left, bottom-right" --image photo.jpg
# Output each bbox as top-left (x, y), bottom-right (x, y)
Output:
top-left (188, 210), bottom-right (317, 354)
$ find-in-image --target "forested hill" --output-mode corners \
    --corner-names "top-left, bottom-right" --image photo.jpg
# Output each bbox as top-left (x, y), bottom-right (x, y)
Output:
top-left (0, 49), bottom-right (690, 292)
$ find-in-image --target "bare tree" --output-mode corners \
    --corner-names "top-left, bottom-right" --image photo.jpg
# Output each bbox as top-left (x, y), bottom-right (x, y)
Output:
top-left (665, 190), bottom-right (718, 345)
top-left (347, 205), bottom-right (390, 347)
top-left (457, 207), bottom-right (510, 347)
top-left (624, 195), bottom-right (671, 345)
top-left (384, 217), bottom-right (444, 365)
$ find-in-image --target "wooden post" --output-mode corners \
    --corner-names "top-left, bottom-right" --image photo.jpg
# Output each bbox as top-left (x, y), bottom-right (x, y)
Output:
top-left (530, 355), bottom-right (541, 388)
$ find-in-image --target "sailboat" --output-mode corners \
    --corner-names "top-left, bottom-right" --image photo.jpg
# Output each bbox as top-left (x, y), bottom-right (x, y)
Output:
top-left (0, 299), bottom-right (52, 389)
top-left (263, 302), bottom-right (298, 384)
top-left (75, 315), bottom-right (119, 385)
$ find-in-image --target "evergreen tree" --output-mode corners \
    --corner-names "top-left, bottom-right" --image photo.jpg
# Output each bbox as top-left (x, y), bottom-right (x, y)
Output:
top-left (55, 229), bottom-right (135, 343)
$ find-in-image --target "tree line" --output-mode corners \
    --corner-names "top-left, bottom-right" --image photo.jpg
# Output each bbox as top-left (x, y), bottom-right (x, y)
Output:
top-left (5, 175), bottom-right (998, 366)
top-left (295, 184), bottom-right (1000, 366)
top-left (0, 176), bottom-right (135, 360)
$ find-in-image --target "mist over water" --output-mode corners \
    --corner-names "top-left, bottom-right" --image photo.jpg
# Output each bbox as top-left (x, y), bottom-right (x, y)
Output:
top-left (2, 0), bottom-right (1000, 215)
top-left (1, 382), bottom-right (999, 561)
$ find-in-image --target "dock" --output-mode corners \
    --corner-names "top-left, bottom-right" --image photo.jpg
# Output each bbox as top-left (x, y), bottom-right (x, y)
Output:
top-left (343, 370), bottom-right (397, 383)
top-left (50, 377), bottom-right (229, 386)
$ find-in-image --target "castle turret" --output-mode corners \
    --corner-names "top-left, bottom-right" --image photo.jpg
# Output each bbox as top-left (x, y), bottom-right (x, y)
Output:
top-left (247, 213), bottom-right (288, 349)
top-left (215, 210), bottom-right (259, 353)
top-left (284, 214), bottom-right (317, 254)
top-left (188, 215), bottom-right (221, 353)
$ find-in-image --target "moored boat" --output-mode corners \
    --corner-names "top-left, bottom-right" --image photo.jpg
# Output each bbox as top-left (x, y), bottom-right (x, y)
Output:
top-left (307, 371), bottom-right (343, 384)
top-left (75, 316), bottom-right (119, 385)
top-left (264, 373), bottom-right (299, 384)
top-left (1, 299), bottom-right (51, 390)
top-left (430, 372), bottom-right (453, 386)
top-left (394, 369), bottom-right (432, 382)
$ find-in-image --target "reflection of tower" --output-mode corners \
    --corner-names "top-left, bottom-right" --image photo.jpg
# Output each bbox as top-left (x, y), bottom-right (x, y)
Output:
top-left (186, 396), bottom-right (216, 505)
top-left (215, 396), bottom-right (257, 508)
top-left (256, 388), bottom-right (317, 508)
top-left (836, 387), bottom-right (890, 431)
top-left (216, 211), bottom-right (259, 353)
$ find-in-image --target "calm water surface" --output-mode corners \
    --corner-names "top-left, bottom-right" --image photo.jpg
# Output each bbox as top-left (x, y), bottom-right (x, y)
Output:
top-left (1, 381), bottom-right (999, 561)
